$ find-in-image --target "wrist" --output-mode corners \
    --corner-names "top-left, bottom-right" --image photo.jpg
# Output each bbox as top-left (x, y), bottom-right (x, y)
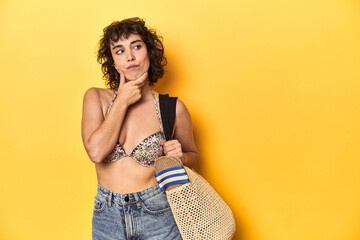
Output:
top-left (114, 96), bottom-right (130, 109)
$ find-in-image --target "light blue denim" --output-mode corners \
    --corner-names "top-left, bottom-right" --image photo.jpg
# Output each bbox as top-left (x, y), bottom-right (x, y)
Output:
top-left (92, 183), bottom-right (182, 240)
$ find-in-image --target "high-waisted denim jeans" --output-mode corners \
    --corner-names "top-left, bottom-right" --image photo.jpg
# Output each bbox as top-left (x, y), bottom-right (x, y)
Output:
top-left (92, 183), bottom-right (182, 240)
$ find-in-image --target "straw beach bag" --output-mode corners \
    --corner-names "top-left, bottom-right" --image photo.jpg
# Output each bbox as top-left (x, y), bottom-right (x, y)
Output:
top-left (155, 156), bottom-right (236, 240)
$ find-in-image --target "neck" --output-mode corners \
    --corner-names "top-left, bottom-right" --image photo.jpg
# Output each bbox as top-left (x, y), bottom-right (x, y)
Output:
top-left (139, 78), bottom-right (153, 102)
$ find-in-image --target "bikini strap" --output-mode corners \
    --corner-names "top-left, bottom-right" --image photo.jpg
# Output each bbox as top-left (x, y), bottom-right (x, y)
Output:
top-left (105, 91), bottom-right (117, 118)
top-left (151, 89), bottom-right (164, 133)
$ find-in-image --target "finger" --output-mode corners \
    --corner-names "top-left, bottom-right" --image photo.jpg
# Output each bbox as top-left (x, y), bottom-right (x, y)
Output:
top-left (166, 150), bottom-right (182, 158)
top-left (134, 79), bottom-right (147, 90)
top-left (134, 75), bottom-right (147, 87)
top-left (160, 140), bottom-right (166, 146)
top-left (133, 72), bottom-right (148, 85)
top-left (139, 78), bottom-right (147, 87)
top-left (163, 140), bottom-right (179, 148)
top-left (164, 143), bottom-right (180, 154)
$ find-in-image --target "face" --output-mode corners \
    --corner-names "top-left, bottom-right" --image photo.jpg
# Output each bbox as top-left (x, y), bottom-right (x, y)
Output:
top-left (110, 34), bottom-right (150, 82)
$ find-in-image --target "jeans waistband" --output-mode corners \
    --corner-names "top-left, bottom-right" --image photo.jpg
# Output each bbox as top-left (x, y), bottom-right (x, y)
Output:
top-left (97, 182), bottom-right (162, 206)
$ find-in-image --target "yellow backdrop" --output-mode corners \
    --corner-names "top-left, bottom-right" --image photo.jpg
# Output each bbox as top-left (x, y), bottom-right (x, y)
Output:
top-left (1, 0), bottom-right (359, 239)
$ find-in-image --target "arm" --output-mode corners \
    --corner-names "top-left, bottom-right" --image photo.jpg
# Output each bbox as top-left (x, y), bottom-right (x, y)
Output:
top-left (81, 71), bottom-right (147, 164)
top-left (81, 88), bottom-right (128, 164)
top-left (162, 99), bottom-right (199, 168)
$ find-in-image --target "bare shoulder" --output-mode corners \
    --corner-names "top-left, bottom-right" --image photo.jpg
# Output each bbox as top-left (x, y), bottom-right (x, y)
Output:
top-left (151, 91), bottom-right (191, 119)
top-left (83, 87), bottom-right (113, 105)
top-left (176, 98), bottom-right (191, 118)
top-left (83, 87), bottom-right (109, 99)
top-left (82, 88), bottom-right (117, 120)
top-left (83, 87), bottom-right (98, 102)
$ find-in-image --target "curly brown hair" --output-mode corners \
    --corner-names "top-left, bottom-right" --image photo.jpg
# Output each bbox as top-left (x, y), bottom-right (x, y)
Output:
top-left (97, 18), bottom-right (167, 89)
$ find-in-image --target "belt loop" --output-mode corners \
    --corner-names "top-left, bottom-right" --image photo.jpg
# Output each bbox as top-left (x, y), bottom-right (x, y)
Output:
top-left (135, 193), bottom-right (141, 209)
top-left (108, 191), bottom-right (112, 207)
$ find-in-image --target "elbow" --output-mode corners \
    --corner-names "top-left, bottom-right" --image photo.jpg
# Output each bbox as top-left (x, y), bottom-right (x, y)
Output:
top-left (83, 138), bottom-right (114, 164)
top-left (89, 155), bottom-right (103, 164)
top-left (183, 151), bottom-right (198, 169)
top-left (191, 153), bottom-right (199, 168)
top-left (86, 147), bottom-right (105, 164)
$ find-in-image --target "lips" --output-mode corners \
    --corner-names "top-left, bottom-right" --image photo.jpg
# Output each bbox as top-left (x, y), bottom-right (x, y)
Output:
top-left (127, 65), bottom-right (139, 69)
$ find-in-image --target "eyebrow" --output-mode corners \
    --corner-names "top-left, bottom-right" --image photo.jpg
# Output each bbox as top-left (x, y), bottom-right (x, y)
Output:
top-left (112, 40), bottom-right (142, 50)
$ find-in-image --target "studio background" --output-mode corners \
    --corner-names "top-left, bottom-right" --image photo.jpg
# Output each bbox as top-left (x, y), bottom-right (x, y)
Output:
top-left (1, 0), bottom-right (359, 239)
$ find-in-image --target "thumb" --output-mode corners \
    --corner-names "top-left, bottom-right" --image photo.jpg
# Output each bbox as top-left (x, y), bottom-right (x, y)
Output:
top-left (161, 140), bottom-right (166, 146)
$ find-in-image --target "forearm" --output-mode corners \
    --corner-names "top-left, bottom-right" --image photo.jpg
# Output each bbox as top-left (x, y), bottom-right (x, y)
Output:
top-left (86, 99), bottom-right (128, 163)
top-left (181, 151), bottom-right (198, 169)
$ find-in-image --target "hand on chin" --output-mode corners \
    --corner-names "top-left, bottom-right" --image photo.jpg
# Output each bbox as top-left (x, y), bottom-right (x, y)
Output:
top-left (125, 71), bottom-right (146, 82)
top-left (124, 73), bottom-right (138, 82)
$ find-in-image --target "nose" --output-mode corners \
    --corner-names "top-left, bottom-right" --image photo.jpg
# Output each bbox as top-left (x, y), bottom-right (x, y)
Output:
top-left (127, 50), bottom-right (135, 62)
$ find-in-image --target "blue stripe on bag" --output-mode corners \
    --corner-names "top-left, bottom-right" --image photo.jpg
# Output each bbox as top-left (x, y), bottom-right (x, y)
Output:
top-left (155, 165), bottom-right (190, 191)
top-left (157, 172), bottom-right (188, 184)
top-left (155, 166), bottom-right (184, 177)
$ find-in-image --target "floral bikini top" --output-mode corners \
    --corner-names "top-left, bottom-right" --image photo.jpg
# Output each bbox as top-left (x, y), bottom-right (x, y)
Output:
top-left (103, 90), bottom-right (166, 167)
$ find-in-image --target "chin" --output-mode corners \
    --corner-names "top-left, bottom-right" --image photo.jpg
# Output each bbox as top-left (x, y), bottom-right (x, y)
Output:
top-left (126, 71), bottom-right (145, 81)
top-left (125, 73), bottom-right (137, 81)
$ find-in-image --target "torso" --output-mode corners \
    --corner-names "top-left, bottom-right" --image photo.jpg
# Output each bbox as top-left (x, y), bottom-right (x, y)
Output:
top-left (94, 88), bottom-right (164, 194)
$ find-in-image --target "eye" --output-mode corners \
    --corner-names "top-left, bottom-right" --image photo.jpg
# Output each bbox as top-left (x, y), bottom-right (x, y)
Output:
top-left (116, 49), bottom-right (124, 55)
top-left (134, 44), bottom-right (142, 50)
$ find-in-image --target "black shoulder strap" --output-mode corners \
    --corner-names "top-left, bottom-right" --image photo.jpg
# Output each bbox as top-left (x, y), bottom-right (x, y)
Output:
top-left (159, 94), bottom-right (178, 141)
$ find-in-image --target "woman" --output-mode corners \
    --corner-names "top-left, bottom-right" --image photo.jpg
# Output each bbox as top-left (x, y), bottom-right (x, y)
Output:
top-left (81, 17), bottom-right (198, 239)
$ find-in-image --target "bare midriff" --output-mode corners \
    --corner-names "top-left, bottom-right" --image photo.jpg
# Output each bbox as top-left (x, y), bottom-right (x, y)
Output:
top-left (95, 156), bottom-right (158, 194)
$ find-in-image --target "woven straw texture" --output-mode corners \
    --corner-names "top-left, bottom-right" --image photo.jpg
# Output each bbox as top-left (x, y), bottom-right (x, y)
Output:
top-left (166, 167), bottom-right (236, 240)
